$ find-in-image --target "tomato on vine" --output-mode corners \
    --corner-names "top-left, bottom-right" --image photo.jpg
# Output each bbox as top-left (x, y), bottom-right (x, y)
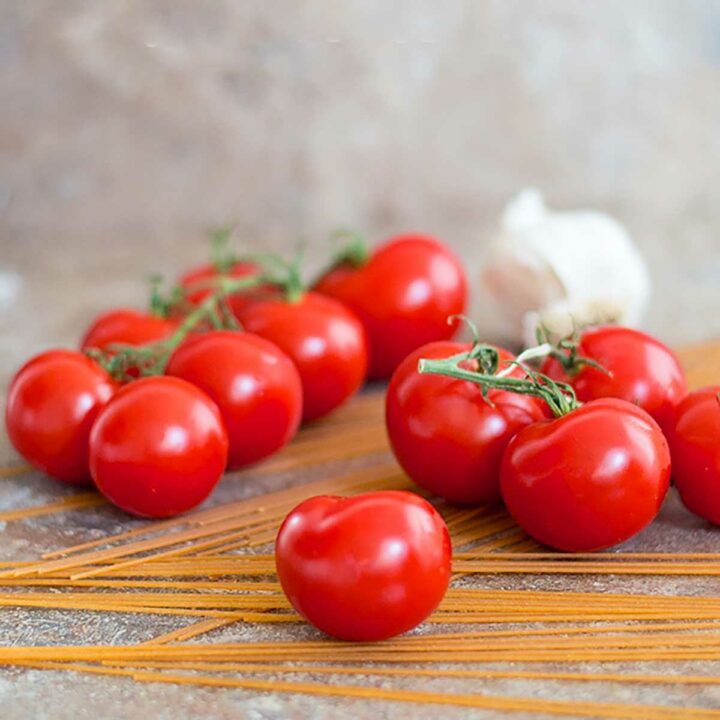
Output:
top-left (541, 325), bottom-right (687, 432)
top-left (275, 490), bottom-right (451, 641)
top-left (6, 351), bottom-right (115, 484)
top-left (166, 330), bottom-right (302, 469)
top-left (177, 226), bottom-right (274, 316)
top-left (419, 345), bottom-right (671, 551)
top-left (89, 376), bottom-right (228, 518)
top-left (386, 340), bottom-right (546, 504)
top-left (666, 387), bottom-right (720, 524)
top-left (81, 309), bottom-right (178, 352)
top-left (314, 233), bottom-right (467, 379)
top-left (236, 292), bottom-right (368, 422)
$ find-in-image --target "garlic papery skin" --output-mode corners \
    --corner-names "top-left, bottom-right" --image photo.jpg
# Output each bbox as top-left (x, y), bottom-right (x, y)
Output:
top-left (475, 189), bottom-right (651, 348)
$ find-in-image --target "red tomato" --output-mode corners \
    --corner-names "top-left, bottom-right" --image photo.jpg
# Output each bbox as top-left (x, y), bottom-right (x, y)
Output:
top-left (89, 376), bottom-right (228, 518)
top-left (80, 309), bottom-right (178, 351)
top-left (666, 387), bottom-right (720, 524)
top-left (314, 235), bottom-right (467, 379)
top-left (179, 261), bottom-right (272, 317)
top-left (500, 398), bottom-right (671, 552)
top-left (5, 351), bottom-right (115, 485)
top-left (166, 331), bottom-right (302, 469)
top-left (275, 490), bottom-right (451, 641)
top-left (541, 326), bottom-right (687, 432)
top-left (235, 292), bottom-right (367, 422)
top-left (386, 341), bottom-right (547, 504)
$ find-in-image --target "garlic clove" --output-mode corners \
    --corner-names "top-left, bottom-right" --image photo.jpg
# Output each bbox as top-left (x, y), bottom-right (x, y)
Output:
top-left (475, 189), bottom-right (651, 348)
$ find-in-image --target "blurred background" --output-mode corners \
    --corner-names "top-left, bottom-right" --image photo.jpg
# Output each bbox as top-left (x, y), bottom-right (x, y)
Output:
top-left (1, 0), bottom-right (719, 380)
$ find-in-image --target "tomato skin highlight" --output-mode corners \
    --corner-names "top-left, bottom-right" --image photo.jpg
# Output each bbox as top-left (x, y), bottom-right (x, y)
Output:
top-left (275, 490), bottom-right (451, 641)
top-left (80, 309), bottom-right (178, 351)
top-left (541, 326), bottom-right (687, 432)
top-left (314, 235), bottom-right (467, 379)
top-left (5, 351), bottom-right (115, 485)
top-left (500, 398), bottom-right (671, 552)
top-left (386, 341), bottom-right (547, 505)
top-left (666, 387), bottom-right (720, 524)
top-left (166, 331), bottom-right (302, 469)
top-left (89, 376), bottom-right (228, 518)
top-left (236, 292), bottom-right (368, 422)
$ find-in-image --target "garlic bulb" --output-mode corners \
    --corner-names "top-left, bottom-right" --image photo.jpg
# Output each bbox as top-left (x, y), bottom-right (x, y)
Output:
top-left (474, 189), bottom-right (651, 348)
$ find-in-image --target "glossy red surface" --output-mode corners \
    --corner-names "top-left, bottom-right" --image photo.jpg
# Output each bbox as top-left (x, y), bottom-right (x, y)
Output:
top-left (500, 398), bottom-right (671, 552)
top-left (386, 341), bottom-right (546, 504)
top-left (314, 235), bottom-right (467, 379)
top-left (80, 308), bottom-right (178, 350)
top-left (236, 292), bottom-right (367, 421)
top-left (542, 326), bottom-right (688, 432)
top-left (166, 330), bottom-right (302, 469)
top-left (667, 386), bottom-right (720, 524)
top-left (275, 490), bottom-right (451, 641)
top-left (6, 350), bottom-right (115, 484)
top-left (178, 261), bottom-right (272, 316)
top-left (89, 376), bottom-right (228, 518)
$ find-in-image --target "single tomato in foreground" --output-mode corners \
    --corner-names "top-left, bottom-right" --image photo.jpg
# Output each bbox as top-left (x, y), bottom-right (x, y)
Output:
top-left (236, 292), bottom-right (367, 422)
top-left (666, 387), bottom-right (720, 524)
top-left (314, 234), bottom-right (467, 379)
top-left (275, 490), bottom-right (451, 641)
top-left (89, 376), bottom-right (228, 518)
top-left (80, 308), bottom-right (178, 351)
top-left (501, 398), bottom-right (671, 552)
top-left (6, 350), bottom-right (115, 485)
top-left (166, 331), bottom-right (302, 469)
top-left (541, 325), bottom-right (687, 431)
top-left (386, 341), bottom-right (547, 504)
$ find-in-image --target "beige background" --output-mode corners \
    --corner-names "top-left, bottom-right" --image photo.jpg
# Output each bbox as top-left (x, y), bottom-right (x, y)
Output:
top-left (1, 0), bottom-right (720, 382)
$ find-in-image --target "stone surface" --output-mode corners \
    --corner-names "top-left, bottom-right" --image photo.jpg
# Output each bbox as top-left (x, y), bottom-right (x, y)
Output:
top-left (0, 343), bottom-right (718, 718)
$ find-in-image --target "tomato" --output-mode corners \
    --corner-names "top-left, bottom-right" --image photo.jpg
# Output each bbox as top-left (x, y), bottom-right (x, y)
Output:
top-left (275, 490), bottom-right (451, 641)
top-left (80, 309), bottom-right (178, 351)
top-left (166, 331), bottom-right (302, 469)
top-left (314, 235), bottom-right (467, 379)
top-left (500, 398), bottom-right (671, 552)
top-left (235, 292), bottom-right (367, 422)
top-left (179, 261), bottom-right (273, 317)
top-left (666, 387), bottom-right (720, 524)
top-left (5, 351), bottom-right (115, 485)
top-left (386, 341), bottom-right (547, 504)
top-left (541, 326), bottom-right (687, 432)
top-left (89, 376), bottom-right (228, 518)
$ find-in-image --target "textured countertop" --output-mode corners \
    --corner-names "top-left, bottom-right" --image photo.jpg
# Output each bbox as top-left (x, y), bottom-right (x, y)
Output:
top-left (0, 342), bottom-right (719, 719)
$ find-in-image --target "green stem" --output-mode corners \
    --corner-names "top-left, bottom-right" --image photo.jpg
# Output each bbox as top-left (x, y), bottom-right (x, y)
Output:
top-left (418, 345), bottom-right (579, 419)
top-left (330, 229), bottom-right (369, 267)
top-left (496, 342), bottom-right (553, 378)
top-left (210, 223), bottom-right (238, 273)
top-left (90, 274), bottom-right (267, 382)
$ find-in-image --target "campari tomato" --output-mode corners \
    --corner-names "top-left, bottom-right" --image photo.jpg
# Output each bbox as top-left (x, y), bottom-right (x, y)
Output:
top-left (666, 387), bottom-right (720, 524)
top-left (89, 376), bottom-right (228, 518)
top-left (501, 399), bottom-right (671, 552)
top-left (166, 331), bottom-right (302, 469)
top-left (275, 491), bottom-right (451, 641)
top-left (542, 326), bottom-right (687, 431)
top-left (314, 234), bottom-right (467, 379)
top-left (6, 350), bottom-right (115, 484)
top-left (386, 341), bottom-right (546, 504)
top-left (236, 292), bottom-right (367, 421)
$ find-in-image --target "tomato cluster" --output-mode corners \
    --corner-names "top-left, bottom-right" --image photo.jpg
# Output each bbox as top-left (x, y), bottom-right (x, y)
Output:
top-left (8, 229), bottom-right (720, 643)
top-left (387, 324), bottom-right (720, 554)
top-left (5, 233), bottom-right (466, 523)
